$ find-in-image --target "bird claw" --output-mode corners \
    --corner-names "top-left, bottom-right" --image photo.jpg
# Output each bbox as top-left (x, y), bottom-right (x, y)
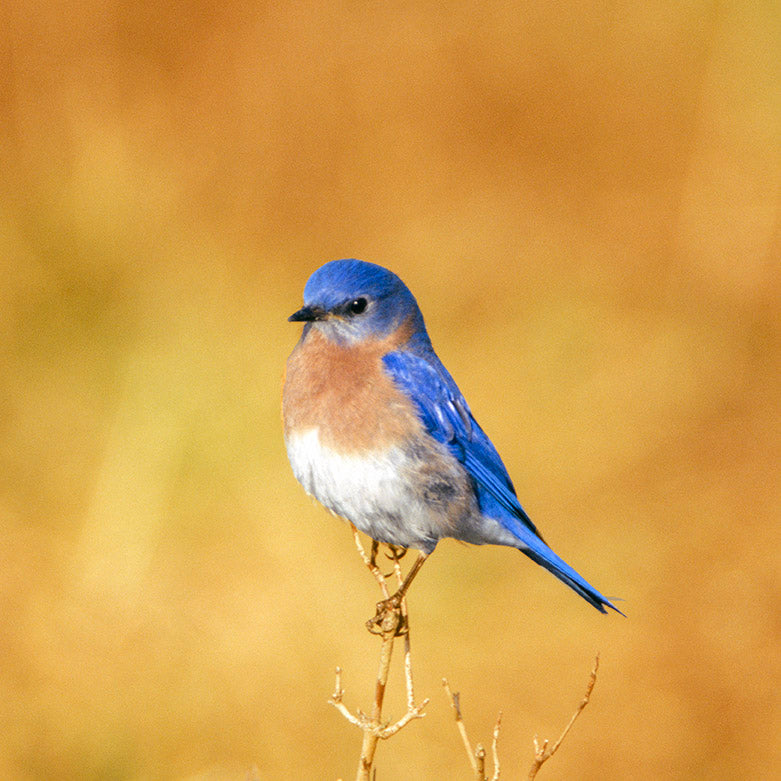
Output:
top-left (369, 542), bottom-right (408, 576)
top-left (384, 545), bottom-right (408, 562)
top-left (366, 592), bottom-right (408, 637)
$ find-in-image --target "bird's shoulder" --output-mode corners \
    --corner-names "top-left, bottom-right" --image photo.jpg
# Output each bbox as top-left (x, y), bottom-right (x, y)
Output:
top-left (381, 347), bottom-right (473, 446)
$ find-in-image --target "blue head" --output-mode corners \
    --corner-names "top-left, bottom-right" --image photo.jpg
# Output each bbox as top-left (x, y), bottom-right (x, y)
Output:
top-left (289, 259), bottom-right (430, 349)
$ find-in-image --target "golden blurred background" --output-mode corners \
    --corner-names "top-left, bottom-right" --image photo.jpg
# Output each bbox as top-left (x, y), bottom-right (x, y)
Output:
top-left (1, 1), bottom-right (779, 778)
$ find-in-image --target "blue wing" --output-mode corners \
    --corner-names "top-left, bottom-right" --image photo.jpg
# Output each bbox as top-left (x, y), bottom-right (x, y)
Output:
top-left (382, 348), bottom-right (622, 615)
top-left (382, 349), bottom-right (543, 540)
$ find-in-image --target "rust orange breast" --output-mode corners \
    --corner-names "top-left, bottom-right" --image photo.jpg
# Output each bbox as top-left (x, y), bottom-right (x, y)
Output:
top-left (283, 325), bottom-right (422, 453)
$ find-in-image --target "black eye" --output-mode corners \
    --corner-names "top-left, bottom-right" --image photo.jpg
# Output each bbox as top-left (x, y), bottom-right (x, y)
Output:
top-left (347, 297), bottom-right (368, 315)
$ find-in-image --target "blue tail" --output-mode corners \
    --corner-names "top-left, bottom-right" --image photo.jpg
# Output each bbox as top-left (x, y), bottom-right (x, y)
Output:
top-left (520, 536), bottom-right (624, 615)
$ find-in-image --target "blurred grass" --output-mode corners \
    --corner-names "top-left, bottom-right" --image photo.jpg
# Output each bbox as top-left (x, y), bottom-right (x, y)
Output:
top-left (1, 1), bottom-right (779, 778)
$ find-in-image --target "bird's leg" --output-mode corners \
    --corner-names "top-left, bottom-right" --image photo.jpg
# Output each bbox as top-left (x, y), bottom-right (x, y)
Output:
top-left (369, 539), bottom-right (380, 569)
top-left (367, 552), bottom-right (428, 637)
top-left (393, 551), bottom-right (427, 601)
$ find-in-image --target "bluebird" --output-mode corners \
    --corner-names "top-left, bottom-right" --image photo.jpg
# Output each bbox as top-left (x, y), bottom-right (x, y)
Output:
top-left (283, 259), bottom-right (621, 615)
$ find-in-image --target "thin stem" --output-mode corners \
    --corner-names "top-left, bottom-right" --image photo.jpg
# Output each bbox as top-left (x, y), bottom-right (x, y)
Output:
top-left (330, 536), bottom-right (429, 780)
top-left (356, 633), bottom-right (395, 781)
top-left (527, 654), bottom-right (600, 779)
top-left (328, 667), bottom-right (364, 729)
top-left (475, 744), bottom-right (486, 781)
top-left (443, 680), bottom-right (503, 780)
top-left (443, 679), bottom-right (477, 774)
top-left (491, 712), bottom-right (503, 780)
top-left (352, 526), bottom-right (390, 599)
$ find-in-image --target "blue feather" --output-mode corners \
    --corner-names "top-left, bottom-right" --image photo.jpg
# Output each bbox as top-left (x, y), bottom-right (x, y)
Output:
top-left (382, 348), bottom-right (623, 615)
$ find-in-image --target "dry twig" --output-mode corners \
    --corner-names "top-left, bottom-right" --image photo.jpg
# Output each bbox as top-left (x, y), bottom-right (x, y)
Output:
top-left (443, 679), bottom-right (503, 780)
top-left (491, 712), bottom-right (503, 781)
top-left (527, 654), bottom-right (600, 779)
top-left (328, 529), bottom-right (429, 781)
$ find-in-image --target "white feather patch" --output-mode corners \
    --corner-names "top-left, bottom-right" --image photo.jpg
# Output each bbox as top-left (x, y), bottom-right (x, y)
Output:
top-left (286, 427), bottom-right (444, 551)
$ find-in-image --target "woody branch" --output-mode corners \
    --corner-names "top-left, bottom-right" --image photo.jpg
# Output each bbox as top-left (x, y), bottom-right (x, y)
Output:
top-left (328, 528), bottom-right (429, 781)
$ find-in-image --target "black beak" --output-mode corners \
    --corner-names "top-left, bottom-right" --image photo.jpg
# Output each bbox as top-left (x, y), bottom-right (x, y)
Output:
top-left (288, 304), bottom-right (326, 322)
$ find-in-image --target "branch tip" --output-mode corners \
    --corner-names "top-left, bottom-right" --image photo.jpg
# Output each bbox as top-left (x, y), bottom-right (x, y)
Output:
top-left (527, 654), bottom-right (601, 780)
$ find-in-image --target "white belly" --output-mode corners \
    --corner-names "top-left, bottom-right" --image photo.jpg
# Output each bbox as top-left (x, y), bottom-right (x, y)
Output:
top-left (285, 427), bottom-right (455, 552)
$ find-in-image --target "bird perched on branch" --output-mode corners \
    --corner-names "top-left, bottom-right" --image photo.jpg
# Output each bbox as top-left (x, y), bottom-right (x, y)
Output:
top-left (283, 259), bottom-right (621, 615)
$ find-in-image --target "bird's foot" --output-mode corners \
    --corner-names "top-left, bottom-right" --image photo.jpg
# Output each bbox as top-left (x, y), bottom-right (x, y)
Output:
top-left (384, 544), bottom-right (407, 562)
top-left (366, 592), bottom-right (408, 637)
top-left (369, 542), bottom-right (408, 577)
